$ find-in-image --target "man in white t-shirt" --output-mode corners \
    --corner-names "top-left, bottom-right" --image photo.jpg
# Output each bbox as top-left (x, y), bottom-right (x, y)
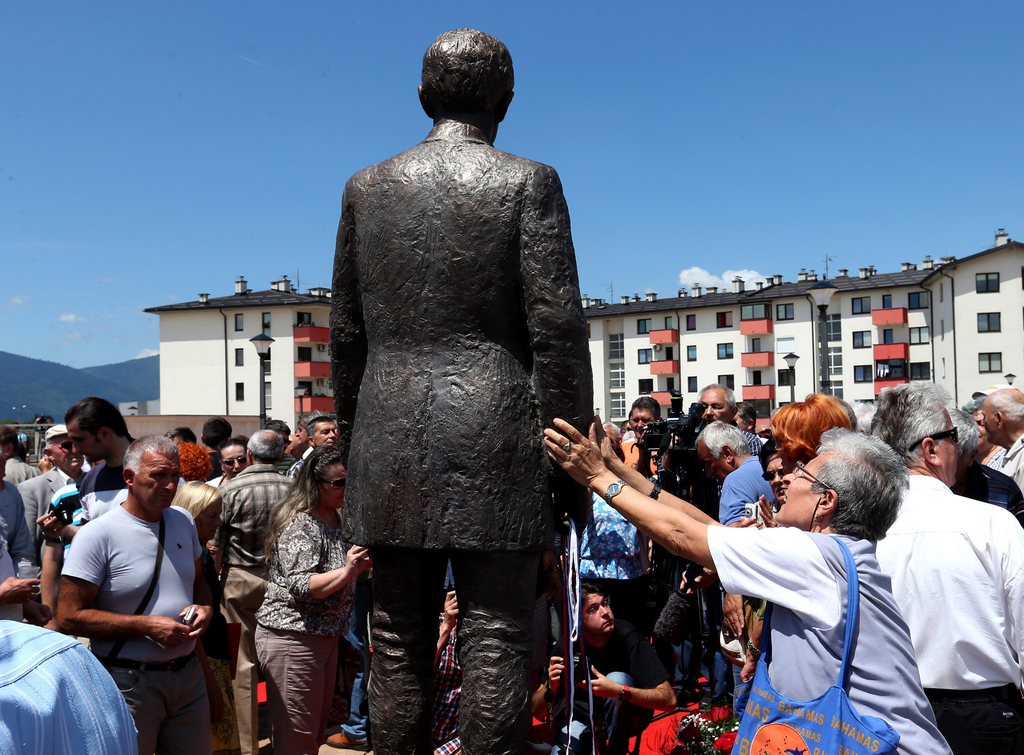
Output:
top-left (59, 436), bottom-right (213, 755)
top-left (874, 383), bottom-right (1024, 754)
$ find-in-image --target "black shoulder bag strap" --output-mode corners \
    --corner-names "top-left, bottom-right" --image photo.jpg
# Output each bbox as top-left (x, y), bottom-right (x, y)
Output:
top-left (105, 513), bottom-right (166, 662)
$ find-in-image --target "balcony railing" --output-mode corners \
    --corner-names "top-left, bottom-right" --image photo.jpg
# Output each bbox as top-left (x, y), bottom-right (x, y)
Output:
top-left (874, 377), bottom-right (909, 395)
top-left (293, 325), bottom-right (330, 343)
top-left (294, 396), bottom-right (334, 414)
top-left (649, 328), bottom-right (679, 345)
top-left (739, 319), bottom-right (773, 336)
top-left (650, 359), bottom-right (680, 375)
top-left (871, 308), bottom-right (908, 326)
top-left (294, 360), bottom-right (332, 378)
top-left (740, 351), bottom-right (775, 368)
top-left (873, 343), bottom-right (909, 361)
top-left (742, 384), bottom-right (776, 401)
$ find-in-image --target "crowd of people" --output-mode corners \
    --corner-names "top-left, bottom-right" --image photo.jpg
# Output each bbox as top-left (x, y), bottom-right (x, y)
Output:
top-left (2, 382), bottom-right (1024, 754)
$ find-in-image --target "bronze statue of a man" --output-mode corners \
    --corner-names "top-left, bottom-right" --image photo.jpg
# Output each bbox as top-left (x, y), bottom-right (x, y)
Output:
top-left (331, 28), bottom-right (592, 754)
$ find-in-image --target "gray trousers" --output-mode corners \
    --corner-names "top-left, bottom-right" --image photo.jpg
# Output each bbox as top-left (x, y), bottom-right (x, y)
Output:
top-left (106, 655), bottom-right (211, 755)
top-left (368, 547), bottom-right (539, 755)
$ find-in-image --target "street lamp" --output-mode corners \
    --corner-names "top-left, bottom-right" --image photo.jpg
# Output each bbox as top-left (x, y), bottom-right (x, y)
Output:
top-left (250, 333), bottom-right (275, 429)
top-left (783, 352), bottom-right (800, 405)
top-left (807, 280), bottom-right (838, 395)
top-left (1005, 373), bottom-right (1016, 386)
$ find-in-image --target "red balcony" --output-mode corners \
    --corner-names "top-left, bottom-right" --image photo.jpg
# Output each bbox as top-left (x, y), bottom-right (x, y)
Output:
top-left (293, 324), bottom-right (329, 343)
top-left (651, 391), bottom-right (674, 407)
top-left (742, 384), bottom-right (776, 401)
top-left (294, 360), bottom-right (332, 378)
top-left (294, 396), bottom-right (334, 414)
top-left (741, 351), bottom-right (775, 368)
top-left (650, 359), bottom-right (680, 375)
top-left (872, 308), bottom-right (908, 326)
top-left (873, 343), bottom-right (909, 361)
top-left (874, 377), bottom-right (910, 395)
top-left (740, 319), bottom-right (773, 335)
top-left (649, 328), bottom-right (679, 345)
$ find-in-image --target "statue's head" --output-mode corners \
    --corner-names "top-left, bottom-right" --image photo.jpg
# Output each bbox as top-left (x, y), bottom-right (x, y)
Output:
top-left (419, 29), bottom-right (514, 125)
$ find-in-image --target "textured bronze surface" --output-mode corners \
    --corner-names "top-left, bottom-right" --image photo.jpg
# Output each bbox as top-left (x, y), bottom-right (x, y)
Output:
top-left (331, 28), bottom-right (592, 753)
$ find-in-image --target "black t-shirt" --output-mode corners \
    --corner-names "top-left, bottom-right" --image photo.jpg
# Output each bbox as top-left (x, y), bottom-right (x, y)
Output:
top-left (585, 619), bottom-right (669, 689)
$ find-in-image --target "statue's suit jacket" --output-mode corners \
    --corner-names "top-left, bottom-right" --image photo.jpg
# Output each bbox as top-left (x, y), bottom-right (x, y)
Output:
top-left (332, 120), bottom-right (593, 552)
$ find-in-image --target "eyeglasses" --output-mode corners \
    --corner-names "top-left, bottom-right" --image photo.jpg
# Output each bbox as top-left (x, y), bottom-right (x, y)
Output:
top-left (794, 461), bottom-right (834, 493)
top-left (762, 468), bottom-right (783, 482)
top-left (221, 456), bottom-right (247, 467)
top-left (907, 427), bottom-right (958, 452)
top-left (320, 477), bottom-right (347, 488)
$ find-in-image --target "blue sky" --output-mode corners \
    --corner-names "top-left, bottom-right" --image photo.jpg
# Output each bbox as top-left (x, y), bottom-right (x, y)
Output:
top-left (3, 1), bottom-right (1022, 368)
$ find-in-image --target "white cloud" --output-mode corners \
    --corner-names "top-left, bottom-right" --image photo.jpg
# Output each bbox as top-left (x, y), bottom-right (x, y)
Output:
top-left (60, 331), bottom-right (87, 346)
top-left (8, 295), bottom-right (29, 307)
top-left (59, 313), bottom-right (88, 324)
top-left (133, 348), bottom-right (160, 359)
top-left (677, 266), bottom-right (769, 291)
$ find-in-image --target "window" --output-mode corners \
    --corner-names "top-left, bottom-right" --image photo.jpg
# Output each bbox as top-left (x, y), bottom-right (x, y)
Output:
top-left (235, 382), bottom-right (245, 400)
top-left (909, 362), bottom-right (931, 380)
top-left (751, 370), bottom-right (763, 386)
top-left (261, 312), bottom-right (271, 336)
top-left (265, 381), bottom-right (272, 410)
top-left (717, 343), bottom-right (734, 359)
top-left (882, 329), bottom-right (894, 345)
top-left (979, 352), bottom-right (1003, 373)
top-left (717, 374), bottom-right (735, 390)
top-left (609, 393), bottom-right (627, 419)
top-left (854, 366), bottom-right (872, 383)
top-left (828, 346), bottom-right (843, 377)
top-left (664, 346), bottom-right (675, 361)
top-left (908, 291), bottom-right (930, 310)
top-left (637, 318), bottom-right (652, 334)
top-left (776, 336), bottom-right (796, 354)
top-left (664, 316), bottom-right (674, 329)
top-left (853, 331), bottom-right (871, 348)
top-left (296, 311), bottom-right (312, 326)
top-left (638, 348), bottom-right (652, 364)
top-left (666, 377), bottom-right (676, 392)
top-left (976, 273), bottom-right (1000, 293)
top-left (687, 376), bottom-right (698, 393)
top-left (234, 313), bottom-right (244, 331)
top-left (775, 303), bottom-right (795, 321)
top-left (608, 334), bottom-right (624, 359)
top-left (876, 360), bottom-right (907, 379)
top-left (685, 314), bottom-right (696, 331)
top-left (234, 348), bottom-right (244, 367)
top-left (882, 294), bottom-right (892, 309)
top-left (778, 369), bottom-right (794, 387)
top-left (909, 326), bottom-right (930, 344)
top-left (826, 313), bottom-right (842, 342)
top-left (978, 313), bottom-right (1001, 332)
top-left (716, 311), bottom-right (733, 328)
top-left (750, 337), bottom-right (762, 353)
top-left (297, 346), bottom-right (312, 362)
top-left (686, 345), bottom-right (697, 362)
top-left (851, 297), bottom-right (871, 315)
top-left (638, 379), bottom-right (654, 394)
top-left (609, 363), bottom-right (625, 389)
top-left (740, 303), bottom-right (769, 320)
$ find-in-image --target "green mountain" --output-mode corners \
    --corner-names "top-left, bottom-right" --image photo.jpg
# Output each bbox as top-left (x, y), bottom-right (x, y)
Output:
top-left (0, 351), bottom-right (159, 422)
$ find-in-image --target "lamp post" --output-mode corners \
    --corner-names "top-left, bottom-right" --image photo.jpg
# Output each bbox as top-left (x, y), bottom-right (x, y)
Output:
top-left (1005, 373), bottom-right (1017, 386)
top-left (783, 352), bottom-right (800, 405)
top-left (807, 280), bottom-right (838, 395)
top-left (250, 333), bottom-right (275, 429)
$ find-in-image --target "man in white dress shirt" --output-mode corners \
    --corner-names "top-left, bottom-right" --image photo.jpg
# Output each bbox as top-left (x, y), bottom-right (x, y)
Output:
top-left (981, 388), bottom-right (1024, 488)
top-left (872, 382), bottom-right (1024, 754)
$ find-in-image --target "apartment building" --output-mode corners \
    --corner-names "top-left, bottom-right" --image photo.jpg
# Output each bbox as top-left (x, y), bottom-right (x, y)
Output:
top-left (587, 233), bottom-right (1023, 424)
top-left (145, 276), bottom-right (334, 430)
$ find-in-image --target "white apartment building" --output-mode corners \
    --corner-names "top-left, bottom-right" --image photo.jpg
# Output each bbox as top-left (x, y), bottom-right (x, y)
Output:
top-left (587, 232), bottom-right (1023, 425)
top-left (145, 276), bottom-right (334, 430)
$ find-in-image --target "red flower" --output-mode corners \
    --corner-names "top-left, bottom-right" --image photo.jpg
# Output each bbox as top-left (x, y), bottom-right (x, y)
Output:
top-left (712, 731), bottom-right (737, 751)
top-left (709, 705), bottom-right (732, 722)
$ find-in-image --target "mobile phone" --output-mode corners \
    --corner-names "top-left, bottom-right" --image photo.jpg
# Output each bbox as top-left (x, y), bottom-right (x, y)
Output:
top-left (743, 501), bottom-right (763, 524)
top-left (182, 606), bottom-right (198, 624)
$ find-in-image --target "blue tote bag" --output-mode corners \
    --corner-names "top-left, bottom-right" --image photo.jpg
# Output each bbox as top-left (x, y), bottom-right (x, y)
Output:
top-left (734, 537), bottom-right (900, 755)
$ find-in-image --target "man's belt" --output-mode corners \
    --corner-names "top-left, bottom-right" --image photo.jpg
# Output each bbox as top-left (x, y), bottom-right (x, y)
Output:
top-left (101, 652), bottom-right (195, 674)
top-left (925, 683), bottom-right (1021, 705)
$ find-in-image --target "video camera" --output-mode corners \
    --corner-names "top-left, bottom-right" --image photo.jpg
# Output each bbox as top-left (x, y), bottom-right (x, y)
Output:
top-left (635, 395), bottom-right (706, 456)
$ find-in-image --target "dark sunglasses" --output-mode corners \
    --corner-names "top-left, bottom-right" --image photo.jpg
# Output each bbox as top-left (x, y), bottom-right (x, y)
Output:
top-left (907, 427), bottom-right (958, 452)
top-left (762, 468), bottom-right (783, 482)
top-left (221, 456), bottom-right (247, 467)
top-left (320, 477), bottom-right (347, 488)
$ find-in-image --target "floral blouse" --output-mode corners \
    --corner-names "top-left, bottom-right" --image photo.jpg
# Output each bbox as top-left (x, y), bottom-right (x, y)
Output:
top-left (580, 492), bottom-right (647, 580)
top-left (256, 512), bottom-right (354, 636)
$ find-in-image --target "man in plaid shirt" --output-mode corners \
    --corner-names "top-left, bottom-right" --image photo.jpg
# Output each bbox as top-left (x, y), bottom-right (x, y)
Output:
top-left (432, 589), bottom-right (462, 754)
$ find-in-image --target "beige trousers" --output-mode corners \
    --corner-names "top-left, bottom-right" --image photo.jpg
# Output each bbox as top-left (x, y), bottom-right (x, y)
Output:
top-left (221, 564), bottom-right (268, 755)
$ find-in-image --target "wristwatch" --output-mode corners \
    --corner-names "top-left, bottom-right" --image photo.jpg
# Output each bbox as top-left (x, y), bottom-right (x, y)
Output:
top-left (618, 685), bottom-right (632, 702)
top-left (746, 641), bottom-right (761, 657)
top-left (649, 481), bottom-right (662, 500)
top-left (602, 479), bottom-right (628, 502)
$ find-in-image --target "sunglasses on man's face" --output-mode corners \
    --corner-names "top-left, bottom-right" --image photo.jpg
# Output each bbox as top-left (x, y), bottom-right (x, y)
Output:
top-left (907, 427), bottom-right (959, 452)
top-left (221, 456), bottom-right (247, 467)
top-left (762, 468), bottom-right (783, 482)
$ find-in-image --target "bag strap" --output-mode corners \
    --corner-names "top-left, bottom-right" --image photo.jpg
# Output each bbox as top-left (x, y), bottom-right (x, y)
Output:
top-left (758, 535), bottom-right (860, 693)
top-left (832, 536), bottom-right (860, 692)
top-left (105, 513), bottom-right (166, 662)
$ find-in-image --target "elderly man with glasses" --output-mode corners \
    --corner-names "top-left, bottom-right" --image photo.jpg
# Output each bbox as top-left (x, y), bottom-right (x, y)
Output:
top-left (873, 383), bottom-right (1024, 754)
